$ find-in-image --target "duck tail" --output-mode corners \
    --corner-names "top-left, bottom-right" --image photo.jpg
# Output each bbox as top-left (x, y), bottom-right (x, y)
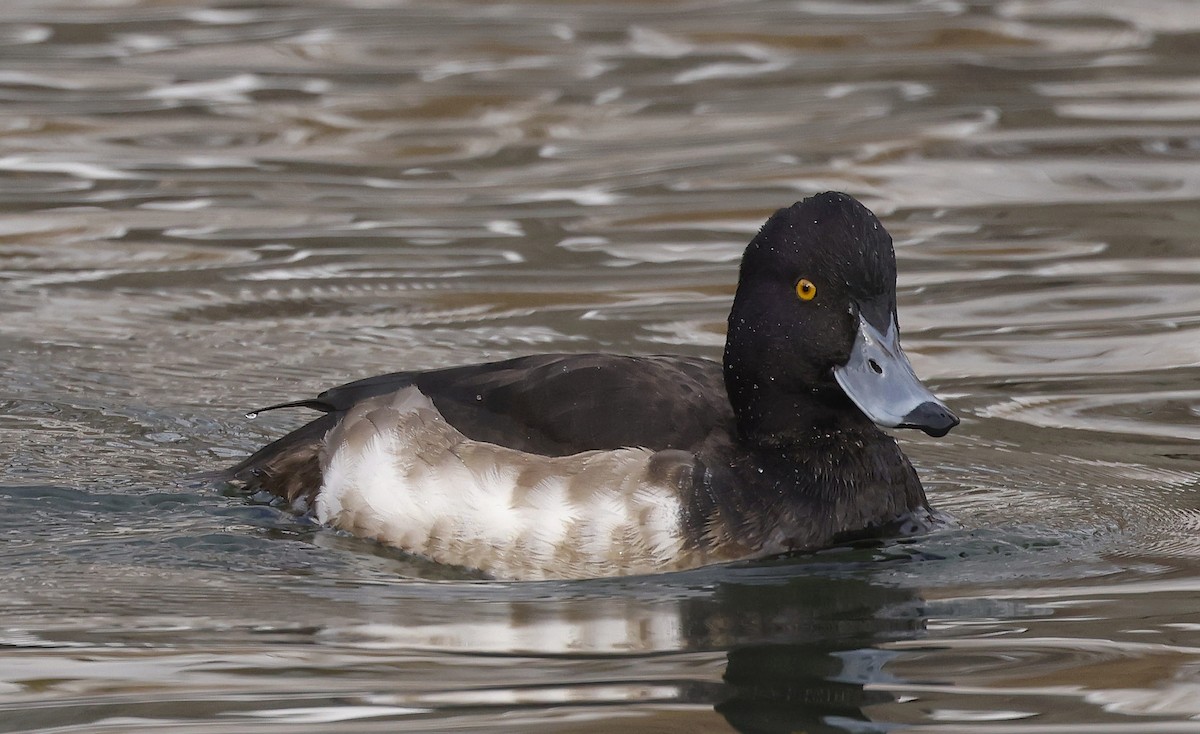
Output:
top-left (222, 412), bottom-right (339, 508)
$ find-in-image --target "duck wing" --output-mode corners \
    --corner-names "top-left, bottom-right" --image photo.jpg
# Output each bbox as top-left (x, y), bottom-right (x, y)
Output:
top-left (316, 353), bottom-right (731, 455)
top-left (228, 353), bottom-right (733, 501)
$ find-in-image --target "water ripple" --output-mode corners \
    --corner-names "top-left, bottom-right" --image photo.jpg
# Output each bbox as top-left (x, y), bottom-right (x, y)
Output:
top-left (4, 1), bottom-right (1200, 731)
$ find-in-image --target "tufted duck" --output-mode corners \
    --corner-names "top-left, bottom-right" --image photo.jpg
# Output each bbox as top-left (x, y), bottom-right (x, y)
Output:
top-left (227, 192), bottom-right (958, 580)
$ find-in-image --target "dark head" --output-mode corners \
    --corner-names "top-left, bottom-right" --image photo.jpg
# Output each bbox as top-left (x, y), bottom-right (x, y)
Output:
top-left (723, 192), bottom-right (958, 441)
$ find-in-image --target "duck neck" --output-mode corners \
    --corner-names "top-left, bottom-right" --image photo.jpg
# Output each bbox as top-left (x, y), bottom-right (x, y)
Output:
top-left (750, 387), bottom-right (876, 446)
top-left (722, 355), bottom-right (878, 447)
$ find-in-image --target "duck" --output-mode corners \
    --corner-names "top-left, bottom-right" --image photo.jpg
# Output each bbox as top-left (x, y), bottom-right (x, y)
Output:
top-left (226, 191), bottom-right (959, 581)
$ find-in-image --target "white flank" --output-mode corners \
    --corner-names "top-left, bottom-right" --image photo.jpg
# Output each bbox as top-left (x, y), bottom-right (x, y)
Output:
top-left (315, 387), bottom-right (688, 580)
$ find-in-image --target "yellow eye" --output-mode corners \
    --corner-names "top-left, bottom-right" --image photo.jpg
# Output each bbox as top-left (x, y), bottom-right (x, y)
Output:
top-left (795, 278), bottom-right (817, 301)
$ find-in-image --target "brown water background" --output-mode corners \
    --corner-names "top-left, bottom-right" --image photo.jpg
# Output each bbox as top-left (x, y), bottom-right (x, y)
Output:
top-left (4, 1), bottom-right (1200, 732)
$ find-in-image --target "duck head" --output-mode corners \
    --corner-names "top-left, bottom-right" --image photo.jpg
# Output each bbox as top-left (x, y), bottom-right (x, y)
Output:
top-left (723, 192), bottom-right (958, 441)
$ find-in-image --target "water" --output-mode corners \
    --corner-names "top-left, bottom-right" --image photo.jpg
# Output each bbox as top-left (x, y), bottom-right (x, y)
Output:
top-left (3, 0), bottom-right (1200, 731)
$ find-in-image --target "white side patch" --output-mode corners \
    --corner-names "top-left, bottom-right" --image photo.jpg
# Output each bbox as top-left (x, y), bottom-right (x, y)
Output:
top-left (315, 387), bottom-right (690, 580)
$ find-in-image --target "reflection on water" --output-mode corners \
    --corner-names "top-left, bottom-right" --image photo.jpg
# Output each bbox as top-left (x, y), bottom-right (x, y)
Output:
top-left (3, 0), bottom-right (1200, 732)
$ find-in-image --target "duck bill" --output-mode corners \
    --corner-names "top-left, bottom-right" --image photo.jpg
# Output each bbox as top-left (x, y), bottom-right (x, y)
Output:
top-left (832, 315), bottom-right (958, 437)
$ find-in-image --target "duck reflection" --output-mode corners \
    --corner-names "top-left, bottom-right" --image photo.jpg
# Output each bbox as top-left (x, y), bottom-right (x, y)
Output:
top-left (695, 570), bottom-right (922, 733)
top-left (316, 554), bottom-right (925, 733)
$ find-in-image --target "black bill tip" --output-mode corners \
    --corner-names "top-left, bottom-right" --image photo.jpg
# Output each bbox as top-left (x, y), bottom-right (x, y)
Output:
top-left (900, 401), bottom-right (960, 438)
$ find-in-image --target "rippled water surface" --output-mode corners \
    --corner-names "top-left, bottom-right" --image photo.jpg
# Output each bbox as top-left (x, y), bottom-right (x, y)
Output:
top-left (4, 1), bottom-right (1200, 732)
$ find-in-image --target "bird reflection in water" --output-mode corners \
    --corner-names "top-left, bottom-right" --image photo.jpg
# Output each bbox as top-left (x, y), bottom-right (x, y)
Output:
top-left (316, 551), bottom-right (924, 733)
